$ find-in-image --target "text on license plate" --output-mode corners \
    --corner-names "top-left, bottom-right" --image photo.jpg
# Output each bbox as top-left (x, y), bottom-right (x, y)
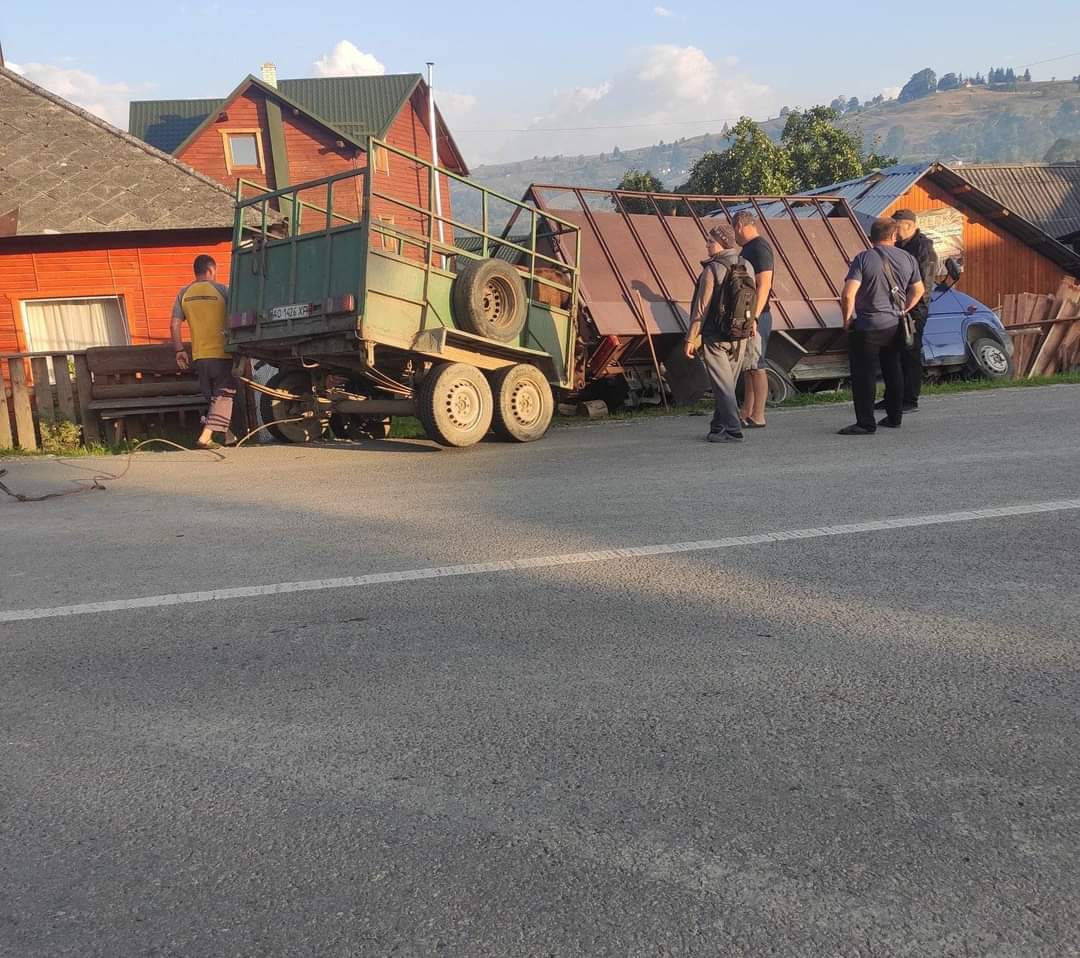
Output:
top-left (269, 303), bottom-right (314, 321)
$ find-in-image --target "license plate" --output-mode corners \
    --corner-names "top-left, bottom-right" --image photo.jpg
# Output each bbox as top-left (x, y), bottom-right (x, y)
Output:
top-left (269, 303), bottom-right (314, 321)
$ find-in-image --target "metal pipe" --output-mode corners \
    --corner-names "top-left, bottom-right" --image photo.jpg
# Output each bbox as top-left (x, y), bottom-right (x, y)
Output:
top-left (426, 62), bottom-right (446, 248)
top-left (333, 398), bottom-right (418, 417)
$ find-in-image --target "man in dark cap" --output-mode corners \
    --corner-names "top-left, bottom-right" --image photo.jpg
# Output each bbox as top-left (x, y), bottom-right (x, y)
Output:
top-left (880, 209), bottom-right (937, 412)
top-left (684, 224), bottom-right (755, 443)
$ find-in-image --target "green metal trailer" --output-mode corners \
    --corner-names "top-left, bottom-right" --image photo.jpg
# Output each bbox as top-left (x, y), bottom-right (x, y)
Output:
top-left (226, 138), bottom-right (582, 447)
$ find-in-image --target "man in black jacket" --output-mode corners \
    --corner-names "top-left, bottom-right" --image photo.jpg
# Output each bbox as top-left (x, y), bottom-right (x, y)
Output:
top-left (879, 209), bottom-right (937, 412)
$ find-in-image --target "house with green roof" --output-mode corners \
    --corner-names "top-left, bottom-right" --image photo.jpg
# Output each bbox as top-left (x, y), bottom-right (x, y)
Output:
top-left (128, 69), bottom-right (468, 229)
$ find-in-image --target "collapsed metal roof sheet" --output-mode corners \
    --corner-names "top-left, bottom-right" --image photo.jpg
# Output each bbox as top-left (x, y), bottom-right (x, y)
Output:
top-left (526, 186), bottom-right (870, 337)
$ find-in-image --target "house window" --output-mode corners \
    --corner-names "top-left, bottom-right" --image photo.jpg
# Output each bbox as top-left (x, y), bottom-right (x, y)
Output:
top-left (373, 145), bottom-right (390, 175)
top-left (377, 216), bottom-right (397, 251)
top-left (222, 130), bottom-right (264, 172)
top-left (22, 296), bottom-right (130, 353)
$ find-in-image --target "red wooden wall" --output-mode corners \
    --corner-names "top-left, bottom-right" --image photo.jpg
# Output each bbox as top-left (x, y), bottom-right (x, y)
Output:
top-left (884, 180), bottom-right (1067, 308)
top-left (0, 230), bottom-right (234, 354)
top-left (174, 85), bottom-right (455, 251)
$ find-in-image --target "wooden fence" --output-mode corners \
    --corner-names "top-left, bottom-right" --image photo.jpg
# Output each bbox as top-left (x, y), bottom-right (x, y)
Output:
top-left (0, 350), bottom-right (94, 451)
top-left (1002, 279), bottom-right (1080, 378)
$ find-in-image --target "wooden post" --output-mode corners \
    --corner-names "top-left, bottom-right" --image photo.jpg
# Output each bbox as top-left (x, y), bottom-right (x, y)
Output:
top-left (0, 360), bottom-right (13, 449)
top-left (30, 356), bottom-right (55, 426)
top-left (73, 353), bottom-right (100, 445)
top-left (54, 355), bottom-right (77, 422)
top-left (9, 359), bottom-right (37, 450)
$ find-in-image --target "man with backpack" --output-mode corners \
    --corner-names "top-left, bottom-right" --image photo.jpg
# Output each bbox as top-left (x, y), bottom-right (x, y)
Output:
top-left (839, 218), bottom-right (925, 435)
top-left (684, 225), bottom-right (757, 443)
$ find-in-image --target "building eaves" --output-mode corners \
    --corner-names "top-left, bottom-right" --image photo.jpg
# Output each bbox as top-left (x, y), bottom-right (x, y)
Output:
top-left (948, 162), bottom-right (1080, 241)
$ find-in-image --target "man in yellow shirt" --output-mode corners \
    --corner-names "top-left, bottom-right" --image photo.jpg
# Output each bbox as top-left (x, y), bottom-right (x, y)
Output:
top-left (171, 254), bottom-right (237, 448)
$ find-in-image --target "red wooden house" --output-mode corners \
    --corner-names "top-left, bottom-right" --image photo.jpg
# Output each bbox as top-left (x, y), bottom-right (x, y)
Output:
top-left (0, 66), bottom-right (246, 357)
top-left (128, 70), bottom-right (468, 241)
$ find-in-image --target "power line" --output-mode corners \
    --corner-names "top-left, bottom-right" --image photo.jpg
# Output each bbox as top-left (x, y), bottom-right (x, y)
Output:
top-left (1022, 51), bottom-right (1080, 68)
top-left (457, 116), bottom-right (751, 135)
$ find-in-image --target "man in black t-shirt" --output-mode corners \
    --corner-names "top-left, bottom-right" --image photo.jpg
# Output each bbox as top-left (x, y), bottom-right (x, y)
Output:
top-left (732, 211), bottom-right (775, 429)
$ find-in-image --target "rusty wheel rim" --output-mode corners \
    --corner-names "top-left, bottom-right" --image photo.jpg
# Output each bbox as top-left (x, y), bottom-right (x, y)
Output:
top-left (444, 378), bottom-right (486, 432)
top-left (480, 277), bottom-right (514, 327)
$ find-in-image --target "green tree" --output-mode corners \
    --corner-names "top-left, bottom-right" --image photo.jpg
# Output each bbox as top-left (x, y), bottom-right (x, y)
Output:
top-left (939, 72), bottom-right (961, 91)
top-left (616, 169), bottom-right (667, 213)
top-left (780, 106), bottom-right (894, 190)
top-left (899, 68), bottom-right (937, 102)
top-left (680, 117), bottom-right (794, 195)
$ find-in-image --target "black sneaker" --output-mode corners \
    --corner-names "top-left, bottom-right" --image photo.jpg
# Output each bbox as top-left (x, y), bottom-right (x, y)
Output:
top-left (878, 417), bottom-right (902, 428)
top-left (838, 424), bottom-right (876, 436)
top-left (707, 430), bottom-right (744, 443)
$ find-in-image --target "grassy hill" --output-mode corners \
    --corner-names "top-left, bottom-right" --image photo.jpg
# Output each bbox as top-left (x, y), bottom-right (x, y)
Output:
top-left (455, 80), bottom-right (1080, 217)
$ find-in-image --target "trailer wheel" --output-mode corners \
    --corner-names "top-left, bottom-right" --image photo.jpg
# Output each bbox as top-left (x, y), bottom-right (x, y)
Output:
top-left (329, 414), bottom-right (391, 441)
top-left (764, 360), bottom-right (796, 406)
top-left (418, 362), bottom-right (493, 447)
top-left (490, 364), bottom-right (554, 442)
top-left (453, 258), bottom-right (528, 342)
top-left (260, 370), bottom-right (326, 443)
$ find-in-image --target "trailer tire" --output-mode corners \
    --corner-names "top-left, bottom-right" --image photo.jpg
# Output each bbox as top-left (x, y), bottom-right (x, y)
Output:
top-left (418, 362), bottom-right (494, 447)
top-left (453, 258), bottom-right (528, 342)
top-left (260, 370), bottom-right (326, 443)
top-left (764, 360), bottom-right (796, 406)
top-left (490, 364), bottom-right (554, 442)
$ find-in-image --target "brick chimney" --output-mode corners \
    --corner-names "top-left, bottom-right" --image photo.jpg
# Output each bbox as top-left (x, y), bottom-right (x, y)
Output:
top-left (260, 62), bottom-right (277, 88)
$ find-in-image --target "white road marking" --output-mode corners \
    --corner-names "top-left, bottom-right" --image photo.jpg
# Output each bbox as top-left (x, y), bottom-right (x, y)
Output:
top-left (3, 498), bottom-right (1078, 623)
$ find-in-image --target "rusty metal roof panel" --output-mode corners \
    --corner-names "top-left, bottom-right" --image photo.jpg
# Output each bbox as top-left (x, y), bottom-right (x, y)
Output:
top-left (950, 163), bottom-right (1080, 240)
top-left (527, 186), bottom-right (870, 337)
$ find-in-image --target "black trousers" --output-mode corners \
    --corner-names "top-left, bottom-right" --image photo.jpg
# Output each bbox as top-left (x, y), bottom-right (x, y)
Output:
top-left (849, 325), bottom-right (904, 430)
top-left (882, 303), bottom-right (928, 406)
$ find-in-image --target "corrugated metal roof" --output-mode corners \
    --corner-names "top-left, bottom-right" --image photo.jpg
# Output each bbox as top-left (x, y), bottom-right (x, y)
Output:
top-left (129, 74), bottom-right (421, 154)
top-left (799, 164), bottom-right (930, 225)
top-left (949, 163), bottom-right (1080, 240)
top-left (277, 74), bottom-right (420, 141)
top-left (128, 97), bottom-right (226, 154)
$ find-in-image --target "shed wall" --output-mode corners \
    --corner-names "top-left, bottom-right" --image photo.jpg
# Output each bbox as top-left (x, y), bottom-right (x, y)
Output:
top-left (884, 180), bottom-right (1067, 307)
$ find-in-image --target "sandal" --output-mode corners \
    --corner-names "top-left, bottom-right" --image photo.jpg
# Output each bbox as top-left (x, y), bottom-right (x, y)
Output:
top-left (195, 440), bottom-right (222, 450)
top-left (743, 419), bottom-right (766, 429)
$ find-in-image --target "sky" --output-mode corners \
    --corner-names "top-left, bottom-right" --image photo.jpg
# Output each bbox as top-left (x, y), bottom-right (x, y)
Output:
top-left (3, 0), bottom-right (1079, 165)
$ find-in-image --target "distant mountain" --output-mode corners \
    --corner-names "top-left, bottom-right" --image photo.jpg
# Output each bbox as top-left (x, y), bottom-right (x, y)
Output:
top-left (455, 80), bottom-right (1080, 218)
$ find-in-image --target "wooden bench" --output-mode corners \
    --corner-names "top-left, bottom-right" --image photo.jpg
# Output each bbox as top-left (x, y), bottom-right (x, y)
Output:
top-left (84, 344), bottom-right (207, 442)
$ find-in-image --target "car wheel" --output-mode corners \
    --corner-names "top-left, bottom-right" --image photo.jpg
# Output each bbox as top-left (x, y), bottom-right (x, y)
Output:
top-left (968, 337), bottom-right (1013, 380)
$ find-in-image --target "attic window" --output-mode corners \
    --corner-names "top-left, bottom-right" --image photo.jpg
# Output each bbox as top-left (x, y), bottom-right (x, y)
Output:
top-left (373, 145), bottom-right (390, 175)
top-left (222, 130), bottom-right (264, 172)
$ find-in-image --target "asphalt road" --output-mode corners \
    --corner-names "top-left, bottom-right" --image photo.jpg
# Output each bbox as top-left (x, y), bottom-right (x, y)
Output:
top-left (2, 385), bottom-right (1079, 957)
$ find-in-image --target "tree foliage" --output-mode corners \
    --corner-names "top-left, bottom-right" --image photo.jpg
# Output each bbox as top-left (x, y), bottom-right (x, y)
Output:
top-left (1045, 137), bottom-right (1080, 162)
top-left (899, 68), bottom-right (938, 103)
top-left (939, 72), bottom-right (962, 91)
top-left (677, 109), bottom-right (895, 196)
top-left (680, 118), bottom-right (794, 195)
top-left (616, 169), bottom-right (667, 212)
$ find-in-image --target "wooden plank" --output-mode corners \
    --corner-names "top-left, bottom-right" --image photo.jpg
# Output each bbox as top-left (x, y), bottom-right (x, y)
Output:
top-left (85, 343), bottom-right (191, 376)
top-left (88, 396), bottom-right (206, 412)
top-left (1002, 294), bottom-right (1017, 327)
top-left (73, 353), bottom-right (100, 445)
top-left (8, 359), bottom-right (37, 450)
top-left (30, 356), bottom-right (55, 426)
top-left (54, 356), bottom-right (77, 423)
top-left (0, 362), bottom-right (13, 449)
top-left (91, 381), bottom-right (202, 400)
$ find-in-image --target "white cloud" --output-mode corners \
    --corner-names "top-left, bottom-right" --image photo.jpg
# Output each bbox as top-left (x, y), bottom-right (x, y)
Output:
top-left (313, 41), bottom-right (386, 78)
top-left (654, 5), bottom-right (675, 15)
top-left (435, 90), bottom-right (478, 118)
top-left (479, 45), bottom-right (770, 162)
top-left (7, 61), bottom-right (136, 128)
top-left (882, 86), bottom-right (901, 101)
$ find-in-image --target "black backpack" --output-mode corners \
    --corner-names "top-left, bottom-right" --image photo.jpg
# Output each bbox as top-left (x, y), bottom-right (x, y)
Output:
top-left (708, 259), bottom-right (757, 340)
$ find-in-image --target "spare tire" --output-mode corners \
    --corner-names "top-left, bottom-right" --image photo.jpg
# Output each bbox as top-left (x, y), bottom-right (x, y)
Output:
top-left (453, 258), bottom-right (528, 342)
